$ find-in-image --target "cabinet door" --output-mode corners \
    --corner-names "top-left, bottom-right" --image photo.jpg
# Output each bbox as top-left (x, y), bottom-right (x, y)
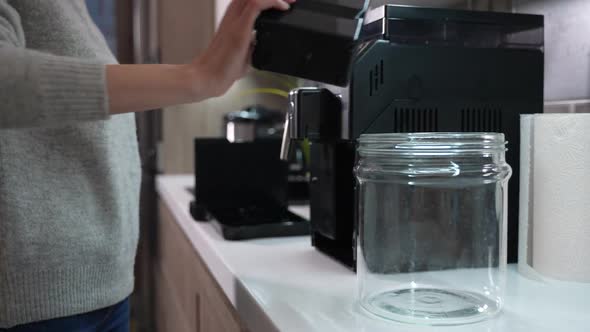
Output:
top-left (157, 201), bottom-right (202, 332)
top-left (158, 200), bottom-right (246, 332)
top-left (198, 270), bottom-right (245, 332)
top-left (158, 202), bottom-right (193, 320)
top-left (154, 264), bottom-right (193, 332)
top-left (185, 226), bottom-right (245, 331)
top-left (199, 302), bottom-right (244, 332)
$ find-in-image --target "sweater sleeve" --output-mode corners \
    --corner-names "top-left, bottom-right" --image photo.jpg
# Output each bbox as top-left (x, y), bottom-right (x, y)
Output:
top-left (0, 1), bottom-right (109, 129)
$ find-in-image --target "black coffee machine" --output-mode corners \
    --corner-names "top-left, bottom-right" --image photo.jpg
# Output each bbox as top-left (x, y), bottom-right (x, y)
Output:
top-left (253, 1), bottom-right (544, 268)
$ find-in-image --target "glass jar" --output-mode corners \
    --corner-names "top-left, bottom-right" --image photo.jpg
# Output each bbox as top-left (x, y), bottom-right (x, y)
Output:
top-left (355, 133), bottom-right (512, 325)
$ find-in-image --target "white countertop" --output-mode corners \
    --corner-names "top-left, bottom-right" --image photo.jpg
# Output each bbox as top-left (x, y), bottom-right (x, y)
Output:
top-left (156, 175), bottom-right (590, 332)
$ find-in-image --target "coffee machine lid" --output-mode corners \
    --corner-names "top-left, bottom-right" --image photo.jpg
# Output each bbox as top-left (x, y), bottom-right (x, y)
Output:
top-left (362, 5), bottom-right (544, 50)
top-left (253, 2), bottom-right (543, 87)
top-left (252, 0), bottom-right (370, 86)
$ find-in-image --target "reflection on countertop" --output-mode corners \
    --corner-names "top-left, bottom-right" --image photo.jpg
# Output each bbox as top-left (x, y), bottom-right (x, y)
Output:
top-left (157, 175), bottom-right (590, 332)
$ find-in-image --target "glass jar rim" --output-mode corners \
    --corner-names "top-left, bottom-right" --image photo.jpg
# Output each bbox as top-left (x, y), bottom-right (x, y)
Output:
top-left (358, 132), bottom-right (507, 155)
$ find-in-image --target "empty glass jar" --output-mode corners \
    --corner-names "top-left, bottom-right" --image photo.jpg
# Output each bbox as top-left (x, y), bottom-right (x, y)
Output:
top-left (355, 133), bottom-right (512, 325)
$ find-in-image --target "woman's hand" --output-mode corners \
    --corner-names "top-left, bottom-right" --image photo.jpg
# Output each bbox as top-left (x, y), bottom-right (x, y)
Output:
top-left (107, 0), bottom-right (293, 114)
top-left (190, 0), bottom-right (295, 98)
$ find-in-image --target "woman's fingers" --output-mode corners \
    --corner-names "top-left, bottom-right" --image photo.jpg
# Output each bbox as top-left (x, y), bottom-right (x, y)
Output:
top-left (249, 0), bottom-right (294, 11)
top-left (272, 0), bottom-right (291, 11)
top-left (191, 0), bottom-right (295, 98)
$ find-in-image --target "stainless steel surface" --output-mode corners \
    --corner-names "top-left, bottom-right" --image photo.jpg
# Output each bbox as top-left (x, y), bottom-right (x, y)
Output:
top-left (132, 1), bottom-right (160, 331)
top-left (280, 88), bottom-right (319, 160)
top-left (226, 121), bottom-right (256, 143)
top-left (280, 114), bottom-right (291, 161)
top-left (291, 87), bottom-right (322, 139)
top-left (323, 84), bottom-right (350, 140)
top-left (288, 89), bottom-right (301, 140)
top-left (132, 0), bottom-right (159, 64)
top-left (225, 107), bottom-right (285, 143)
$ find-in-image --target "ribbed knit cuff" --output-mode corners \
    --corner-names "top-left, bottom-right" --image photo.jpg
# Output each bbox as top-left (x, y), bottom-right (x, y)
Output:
top-left (0, 262), bottom-right (134, 328)
top-left (33, 55), bottom-right (110, 124)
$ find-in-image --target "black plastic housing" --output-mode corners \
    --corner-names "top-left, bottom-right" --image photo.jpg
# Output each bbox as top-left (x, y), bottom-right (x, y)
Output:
top-left (254, 4), bottom-right (544, 269)
top-left (253, 0), bottom-right (369, 86)
top-left (190, 139), bottom-right (310, 240)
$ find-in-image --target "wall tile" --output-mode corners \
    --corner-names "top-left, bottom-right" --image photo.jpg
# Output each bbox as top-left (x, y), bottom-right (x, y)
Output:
top-left (514, 0), bottom-right (590, 101)
top-left (544, 102), bottom-right (572, 113)
top-left (161, 73), bottom-right (290, 173)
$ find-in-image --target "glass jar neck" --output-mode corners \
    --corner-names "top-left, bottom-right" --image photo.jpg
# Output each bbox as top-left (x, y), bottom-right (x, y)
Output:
top-left (357, 133), bottom-right (507, 161)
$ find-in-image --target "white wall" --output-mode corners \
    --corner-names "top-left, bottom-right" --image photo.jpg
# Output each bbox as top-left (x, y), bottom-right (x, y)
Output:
top-left (215, 0), bottom-right (231, 28)
top-left (514, 0), bottom-right (590, 103)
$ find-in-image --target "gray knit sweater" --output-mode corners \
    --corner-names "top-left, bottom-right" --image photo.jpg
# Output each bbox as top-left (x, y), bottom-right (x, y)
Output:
top-left (0, 1), bottom-right (141, 328)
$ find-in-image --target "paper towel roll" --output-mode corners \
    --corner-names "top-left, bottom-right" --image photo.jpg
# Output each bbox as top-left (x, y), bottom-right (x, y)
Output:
top-left (519, 114), bottom-right (590, 283)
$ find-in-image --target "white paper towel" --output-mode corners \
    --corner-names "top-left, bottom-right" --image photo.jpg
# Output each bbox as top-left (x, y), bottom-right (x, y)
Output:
top-left (519, 114), bottom-right (590, 283)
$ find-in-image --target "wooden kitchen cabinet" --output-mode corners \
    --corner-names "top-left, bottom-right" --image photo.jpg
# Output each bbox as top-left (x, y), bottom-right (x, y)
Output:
top-left (155, 200), bottom-right (246, 332)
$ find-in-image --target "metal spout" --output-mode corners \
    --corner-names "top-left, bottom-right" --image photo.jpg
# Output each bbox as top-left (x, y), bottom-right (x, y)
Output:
top-left (280, 113), bottom-right (291, 161)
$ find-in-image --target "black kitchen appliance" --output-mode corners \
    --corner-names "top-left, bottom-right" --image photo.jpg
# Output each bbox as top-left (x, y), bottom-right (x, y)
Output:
top-left (253, 2), bottom-right (544, 268)
top-left (223, 106), bottom-right (310, 203)
top-left (189, 138), bottom-right (309, 240)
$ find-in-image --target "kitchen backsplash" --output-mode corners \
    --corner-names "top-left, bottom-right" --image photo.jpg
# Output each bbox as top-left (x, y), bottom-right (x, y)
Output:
top-left (544, 99), bottom-right (590, 113)
top-left (513, 0), bottom-right (590, 112)
top-left (160, 73), bottom-right (289, 173)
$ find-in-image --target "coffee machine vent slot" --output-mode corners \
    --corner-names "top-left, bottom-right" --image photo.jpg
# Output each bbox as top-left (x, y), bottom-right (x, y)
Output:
top-left (393, 108), bottom-right (439, 132)
top-left (369, 60), bottom-right (385, 97)
top-left (461, 108), bottom-right (503, 132)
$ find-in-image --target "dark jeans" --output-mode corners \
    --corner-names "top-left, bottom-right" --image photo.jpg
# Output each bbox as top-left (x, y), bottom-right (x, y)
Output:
top-left (1, 298), bottom-right (129, 332)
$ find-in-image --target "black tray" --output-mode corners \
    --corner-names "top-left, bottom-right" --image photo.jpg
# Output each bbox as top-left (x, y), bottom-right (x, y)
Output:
top-left (190, 200), bottom-right (310, 241)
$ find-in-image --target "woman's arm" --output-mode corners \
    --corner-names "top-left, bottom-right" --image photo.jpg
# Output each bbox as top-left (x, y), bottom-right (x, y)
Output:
top-left (0, 1), bottom-right (110, 129)
top-left (0, 0), bottom-right (292, 129)
top-left (107, 0), bottom-right (293, 115)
